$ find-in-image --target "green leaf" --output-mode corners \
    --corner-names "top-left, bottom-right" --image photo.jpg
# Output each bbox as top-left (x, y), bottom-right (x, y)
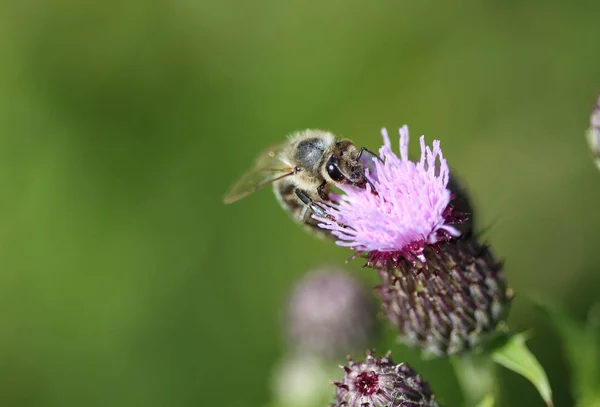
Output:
top-left (536, 301), bottom-right (600, 407)
top-left (474, 394), bottom-right (495, 407)
top-left (491, 332), bottom-right (553, 407)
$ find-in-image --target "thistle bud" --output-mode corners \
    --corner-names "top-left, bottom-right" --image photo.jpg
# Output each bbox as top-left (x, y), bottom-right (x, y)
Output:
top-left (332, 351), bottom-right (438, 407)
top-left (285, 267), bottom-right (376, 358)
top-left (377, 236), bottom-right (511, 356)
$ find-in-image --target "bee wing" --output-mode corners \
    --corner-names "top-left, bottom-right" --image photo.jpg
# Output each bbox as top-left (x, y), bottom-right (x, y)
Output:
top-left (223, 143), bottom-right (295, 204)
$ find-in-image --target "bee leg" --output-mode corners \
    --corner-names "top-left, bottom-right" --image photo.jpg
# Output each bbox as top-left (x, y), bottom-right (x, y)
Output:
top-left (317, 181), bottom-right (343, 203)
top-left (294, 188), bottom-right (345, 227)
top-left (299, 205), bottom-right (308, 222)
top-left (294, 188), bottom-right (326, 217)
top-left (317, 181), bottom-right (330, 201)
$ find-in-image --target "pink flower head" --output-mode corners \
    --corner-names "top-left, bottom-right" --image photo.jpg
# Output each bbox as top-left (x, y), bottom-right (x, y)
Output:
top-left (317, 126), bottom-right (462, 268)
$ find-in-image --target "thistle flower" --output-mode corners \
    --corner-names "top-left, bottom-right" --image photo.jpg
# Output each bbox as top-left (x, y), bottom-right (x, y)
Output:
top-left (587, 94), bottom-right (600, 170)
top-left (317, 126), bottom-right (511, 355)
top-left (317, 126), bottom-right (463, 268)
top-left (332, 351), bottom-right (438, 407)
top-left (285, 267), bottom-right (376, 358)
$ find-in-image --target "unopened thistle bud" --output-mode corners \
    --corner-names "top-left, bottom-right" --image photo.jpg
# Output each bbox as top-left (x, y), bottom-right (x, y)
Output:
top-left (378, 236), bottom-right (511, 356)
top-left (332, 351), bottom-right (438, 407)
top-left (317, 126), bottom-right (512, 356)
top-left (285, 267), bottom-right (376, 358)
top-left (587, 94), bottom-right (600, 170)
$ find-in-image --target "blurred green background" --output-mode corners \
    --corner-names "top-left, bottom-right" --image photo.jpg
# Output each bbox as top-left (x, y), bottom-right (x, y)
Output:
top-left (0, 0), bottom-right (599, 406)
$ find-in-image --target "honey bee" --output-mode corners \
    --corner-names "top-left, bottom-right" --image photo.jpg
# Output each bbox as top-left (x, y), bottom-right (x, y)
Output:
top-left (223, 129), bottom-right (379, 237)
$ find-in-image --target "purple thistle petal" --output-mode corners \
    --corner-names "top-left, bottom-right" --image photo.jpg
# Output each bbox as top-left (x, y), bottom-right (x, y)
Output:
top-left (317, 126), bottom-right (461, 267)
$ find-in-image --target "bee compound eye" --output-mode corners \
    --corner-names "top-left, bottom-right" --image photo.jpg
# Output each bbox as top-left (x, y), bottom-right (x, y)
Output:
top-left (326, 156), bottom-right (345, 182)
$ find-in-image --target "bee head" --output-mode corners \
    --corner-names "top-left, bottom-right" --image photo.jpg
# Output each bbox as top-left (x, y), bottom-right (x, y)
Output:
top-left (325, 141), bottom-right (374, 191)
